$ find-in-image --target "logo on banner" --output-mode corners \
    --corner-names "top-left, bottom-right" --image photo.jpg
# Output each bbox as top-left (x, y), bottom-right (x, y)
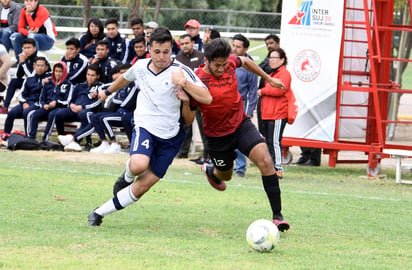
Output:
top-left (294, 50), bottom-right (321, 82)
top-left (289, 0), bottom-right (313, 25)
top-left (288, 0), bottom-right (334, 26)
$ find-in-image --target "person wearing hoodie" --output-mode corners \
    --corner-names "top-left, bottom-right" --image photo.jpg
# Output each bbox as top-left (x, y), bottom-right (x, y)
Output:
top-left (26, 61), bottom-right (73, 140)
top-left (3, 56), bottom-right (49, 134)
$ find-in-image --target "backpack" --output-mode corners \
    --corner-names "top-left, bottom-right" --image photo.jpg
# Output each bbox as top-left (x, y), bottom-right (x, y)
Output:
top-left (288, 90), bottom-right (298, 125)
top-left (39, 140), bottom-right (64, 151)
top-left (7, 133), bottom-right (41, 151)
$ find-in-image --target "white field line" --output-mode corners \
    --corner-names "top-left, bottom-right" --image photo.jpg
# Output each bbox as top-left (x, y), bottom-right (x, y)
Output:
top-left (14, 165), bottom-right (411, 203)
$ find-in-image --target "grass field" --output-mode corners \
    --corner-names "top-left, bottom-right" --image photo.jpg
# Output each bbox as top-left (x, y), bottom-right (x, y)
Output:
top-left (0, 150), bottom-right (411, 269)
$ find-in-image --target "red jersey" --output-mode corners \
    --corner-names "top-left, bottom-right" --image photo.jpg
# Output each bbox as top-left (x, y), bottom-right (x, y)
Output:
top-left (194, 54), bottom-right (246, 137)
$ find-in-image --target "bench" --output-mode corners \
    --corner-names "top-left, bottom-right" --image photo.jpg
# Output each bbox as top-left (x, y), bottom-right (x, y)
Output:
top-left (383, 149), bottom-right (412, 184)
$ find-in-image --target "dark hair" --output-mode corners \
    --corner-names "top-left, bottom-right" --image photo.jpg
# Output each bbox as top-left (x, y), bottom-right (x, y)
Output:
top-left (120, 63), bottom-right (132, 70)
top-left (210, 29), bottom-right (221, 40)
top-left (232, 34), bottom-right (250, 48)
top-left (131, 18), bottom-right (144, 27)
top-left (204, 38), bottom-right (231, 62)
top-left (87, 63), bottom-right (101, 75)
top-left (105, 17), bottom-right (119, 27)
top-left (133, 36), bottom-right (146, 45)
top-left (268, 48), bottom-right (288, 66)
top-left (23, 38), bottom-right (36, 47)
top-left (35, 56), bottom-right (48, 64)
top-left (110, 65), bottom-right (121, 76)
top-left (96, 39), bottom-right (109, 49)
top-left (53, 62), bottom-right (64, 70)
top-left (86, 18), bottom-right (105, 42)
top-left (179, 34), bottom-right (193, 41)
top-left (149, 27), bottom-right (173, 46)
top-left (265, 34), bottom-right (280, 44)
top-left (65, 37), bottom-right (80, 49)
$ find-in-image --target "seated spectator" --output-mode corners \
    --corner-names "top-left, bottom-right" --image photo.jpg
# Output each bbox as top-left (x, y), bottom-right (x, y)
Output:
top-left (79, 17), bottom-right (105, 61)
top-left (26, 61), bottom-right (73, 140)
top-left (55, 64), bottom-right (103, 151)
top-left (202, 28), bottom-right (220, 46)
top-left (104, 17), bottom-right (126, 62)
top-left (144, 21), bottom-right (158, 45)
top-left (184, 19), bottom-right (203, 51)
top-left (1, 38), bottom-right (38, 114)
top-left (61, 37), bottom-right (88, 85)
top-left (124, 18), bottom-right (145, 64)
top-left (90, 40), bottom-right (117, 83)
top-left (0, 44), bottom-right (12, 108)
top-left (3, 56), bottom-right (49, 135)
top-left (0, 0), bottom-right (21, 55)
top-left (10, 0), bottom-right (57, 61)
top-left (130, 36), bottom-right (150, 65)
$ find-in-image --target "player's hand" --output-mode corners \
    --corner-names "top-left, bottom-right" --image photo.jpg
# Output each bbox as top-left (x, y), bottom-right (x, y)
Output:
top-left (98, 90), bottom-right (108, 102)
top-left (171, 66), bottom-right (186, 87)
top-left (268, 77), bottom-right (285, 89)
top-left (174, 86), bottom-right (190, 105)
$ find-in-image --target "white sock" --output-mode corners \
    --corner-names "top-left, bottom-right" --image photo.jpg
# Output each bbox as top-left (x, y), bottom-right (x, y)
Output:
top-left (124, 158), bottom-right (135, 183)
top-left (95, 186), bottom-right (138, 216)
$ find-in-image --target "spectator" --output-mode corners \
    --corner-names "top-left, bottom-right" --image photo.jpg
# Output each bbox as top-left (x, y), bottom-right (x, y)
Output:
top-left (79, 17), bottom-right (105, 60)
top-left (296, 147), bottom-right (321, 166)
top-left (124, 18), bottom-right (145, 63)
top-left (184, 19), bottom-right (203, 51)
top-left (60, 37), bottom-right (88, 85)
top-left (144, 21), bottom-right (158, 45)
top-left (0, 0), bottom-right (21, 55)
top-left (175, 33), bottom-right (204, 158)
top-left (202, 28), bottom-right (220, 46)
top-left (104, 17), bottom-right (126, 62)
top-left (55, 64), bottom-right (103, 151)
top-left (257, 48), bottom-right (292, 179)
top-left (231, 34), bottom-right (258, 177)
top-left (1, 37), bottom-right (37, 114)
top-left (3, 56), bottom-right (49, 135)
top-left (10, 0), bottom-right (57, 62)
top-left (130, 36), bottom-right (150, 65)
top-left (90, 40), bottom-right (117, 84)
top-left (0, 44), bottom-right (12, 107)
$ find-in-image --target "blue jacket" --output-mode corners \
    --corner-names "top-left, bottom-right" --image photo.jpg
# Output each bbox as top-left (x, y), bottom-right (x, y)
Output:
top-left (60, 53), bottom-right (88, 85)
top-left (104, 33), bottom-right (126, 62)
top-left (19, 71), bottom-right (51, 105)
top-left (16, 52), bottom-right (37, 79)
top-left (70, 81), bottom-right (103, 112)
top-left (97, 56), bottom-right (118, 84)
top-left (42, 79), bottom-right (73, 108)
top-left (114, 82), bottom-right (139, 112)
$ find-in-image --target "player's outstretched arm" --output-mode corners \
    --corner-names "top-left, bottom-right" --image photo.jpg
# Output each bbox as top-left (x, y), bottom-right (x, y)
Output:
top-left (172, 66), bottom-right (212, 105)
top-left (240, 56), bottom-right (285, 89)
top-left (99, 74), bottom-right (131, 102)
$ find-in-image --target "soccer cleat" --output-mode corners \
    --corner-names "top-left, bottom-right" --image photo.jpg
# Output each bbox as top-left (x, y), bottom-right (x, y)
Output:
top-left (273, 216), bottom-right (290, 232)
top-left (64, 141), bottom-right (82, 152)
top-left (88, 210), bottom-right (103, 226)
top-left (90, 140), bottom-right (110, 153)
top-left (113, 171), bottom-right (132, 196)
top-left (104, 142), bottom-right (121, 154)
top-left (58, 134), bottom-right (74, 146)
top-left (201, 163), bottom-right (226, 191)
top-left (275, 171), bottom-right (283, 179)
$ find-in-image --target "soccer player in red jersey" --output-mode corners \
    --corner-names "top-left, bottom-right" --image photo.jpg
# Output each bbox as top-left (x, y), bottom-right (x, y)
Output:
top-left (192, 38), bottom-right (290, 231)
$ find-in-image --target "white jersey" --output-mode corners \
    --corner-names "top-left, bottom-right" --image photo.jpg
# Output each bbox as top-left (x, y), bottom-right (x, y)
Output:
top-left (123, 58), bottom-right (206, 139)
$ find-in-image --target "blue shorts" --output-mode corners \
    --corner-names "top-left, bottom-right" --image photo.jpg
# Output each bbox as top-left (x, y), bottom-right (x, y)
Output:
top-left (130, 127), bottom-right (185, 178)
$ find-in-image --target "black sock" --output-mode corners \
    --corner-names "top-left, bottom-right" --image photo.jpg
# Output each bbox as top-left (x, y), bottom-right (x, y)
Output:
top-left (261, 174), bottom-right (282, 219)
top-left (206, 165), bottom-right (222, 184)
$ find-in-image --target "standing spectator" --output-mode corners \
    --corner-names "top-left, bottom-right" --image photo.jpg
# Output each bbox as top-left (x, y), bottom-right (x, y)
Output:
top-left (257, 48), bottom-right (292, 179)
top-left (124, 18), bottom-right (145, 64)
top-left (257, 34), bottom-right (280, 134)
top-left (91, 40), bottom-right (117, 84)
top-left (104, 17), bottom-right (126, 62)
top-left (0, 44), bottom-right (12, 108)
top-left (184, 19), bottom-right (203, 51)
top-left (0, 0), bottom-right (21, 55)
top-left (130, 36), bottom-right (150, 65)
top-left (79, 17), bottom-right (105, 60)
top-left (10, 0), bottom-right (57, 61)
top-left (175, 33), bottom-right (204, 158)
top-left (3, 56), bottom-right (49, 135)
top-left (295, 148), bottom-right (321, 166)
top-left (1, 38), bottom-right (37, 114)
top-left (60, 37), bottom-right (88, 85)
top-left (231, 34), bottom-right (258, 177)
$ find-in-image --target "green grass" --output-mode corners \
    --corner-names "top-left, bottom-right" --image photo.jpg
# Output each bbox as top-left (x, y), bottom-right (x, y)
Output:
top-left (0, 151), bottom-right (411, 269)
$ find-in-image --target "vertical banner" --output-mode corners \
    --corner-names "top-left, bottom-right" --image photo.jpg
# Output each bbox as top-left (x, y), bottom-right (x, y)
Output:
top-left (281, 0), bottom-right (345, 142)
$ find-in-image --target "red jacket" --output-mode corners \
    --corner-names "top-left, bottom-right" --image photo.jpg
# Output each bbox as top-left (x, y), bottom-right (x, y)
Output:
top-left (260, 65), bottom-right (291, 120)
top-left (18, 5), bottom-right (57, 38)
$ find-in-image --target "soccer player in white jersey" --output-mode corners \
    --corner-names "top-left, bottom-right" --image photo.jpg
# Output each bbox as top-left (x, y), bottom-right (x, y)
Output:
top-left (88, 27), bottom-right (212, 226)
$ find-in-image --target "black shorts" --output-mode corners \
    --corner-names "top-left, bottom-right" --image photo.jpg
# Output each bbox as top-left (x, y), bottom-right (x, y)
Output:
top-left (206, 118), bottom-right (265, 171)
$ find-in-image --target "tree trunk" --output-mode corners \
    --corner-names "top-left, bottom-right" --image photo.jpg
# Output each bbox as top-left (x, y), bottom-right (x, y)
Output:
top-left (82, 0), bottom-right (91, 27)
top-left (154, 0), bottom-right (163, 22)
top-left (127, 0), bottom-right (141, 28)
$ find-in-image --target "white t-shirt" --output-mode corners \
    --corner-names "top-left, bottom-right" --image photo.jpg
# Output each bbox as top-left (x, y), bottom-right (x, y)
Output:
top-left (123, 58), bottom-right (206, 139)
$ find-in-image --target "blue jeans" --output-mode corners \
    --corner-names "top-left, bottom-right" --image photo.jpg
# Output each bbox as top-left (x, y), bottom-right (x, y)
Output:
top-left (234, 149), bottom-right (247, 173)
top-left (10, 32), bottom-right (54, 60)
top-left (0, 29), bottom-right (14, 52)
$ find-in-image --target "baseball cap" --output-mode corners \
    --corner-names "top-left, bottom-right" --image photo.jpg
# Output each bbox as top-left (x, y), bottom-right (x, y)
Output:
top-left (145, 21), bottom-right (159, 29)
top-left (184, 19), bottom-right (200, 29)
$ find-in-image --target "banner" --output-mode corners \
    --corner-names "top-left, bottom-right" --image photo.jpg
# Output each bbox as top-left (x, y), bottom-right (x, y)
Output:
top-left (281, 0), bottom-right (345, 142)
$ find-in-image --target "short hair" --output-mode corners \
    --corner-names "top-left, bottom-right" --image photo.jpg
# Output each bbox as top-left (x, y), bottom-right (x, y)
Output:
top-left (65, 37), bottom-right (80, 49)
top-left (105, 17), bottom-right (119, 27)
top-left (96, 40), bottom-right (109, 49)
top-left (109, 65), bottom-right (121, 76)
top-left (268, 47), bottom-right (288, 66)
top-left (120, 63), bottom-right (132, 70)
top-left (210, 29), bottom-right (221, 40)
top-left (87, 63), bottom-right (101, 75)
top-left (149, 27), bottom-right (172, 46)
top-left (204, 38), bottom-right (231, 62)
top-left (131, 18), bottom-right (143, 27)
top-left (265, 34), bottom-right (280, 44)
top-left (35, 56), bottom-right (48, 64)
top-left (232, 34), bottom-right (250, 49)
top-left (133, 36), bottom-right (146, 45)
top-left (23, 38), bottom-right (36, 47)
top-left (179, 34), bottom-right (193, 41)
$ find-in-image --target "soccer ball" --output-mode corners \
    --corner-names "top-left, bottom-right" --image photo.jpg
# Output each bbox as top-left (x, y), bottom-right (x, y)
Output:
top-left (246, 219), bottom-right (280, 252)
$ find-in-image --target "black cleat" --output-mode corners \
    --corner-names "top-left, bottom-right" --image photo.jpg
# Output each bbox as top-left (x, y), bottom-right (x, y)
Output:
top-left (113, 172), bottom-right (132, 196)
top-left (88, 210), bottom-right (103, 226)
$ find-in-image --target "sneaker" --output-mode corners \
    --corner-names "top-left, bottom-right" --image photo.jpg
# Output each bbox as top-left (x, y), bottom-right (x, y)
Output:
top-left (113, 171), bottom-right (132, 196)
top-left (276, 171), bottom-right (283, 179)
top-left (273, 216), bottom-right (290, 232)
top-left (88, 209), bottom-right (103, 226)
top-left (0, 106), bottom-right (7, 114)
top-left (234, 171), bottom-right (245, 177)
top-left (201, 163), bottom-right (226, 191)
top-left (104, 142), bottom-right (121, 154)
top-left (64, 141), bottom-right (82, 152)
top-left (90, 141), bottom-right (110, 153)
top-left (58, 134), bottom-right (73, 146)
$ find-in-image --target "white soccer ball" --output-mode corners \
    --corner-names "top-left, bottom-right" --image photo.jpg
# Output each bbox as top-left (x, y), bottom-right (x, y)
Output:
top-left (246, 219), bottom-right (280, 252)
